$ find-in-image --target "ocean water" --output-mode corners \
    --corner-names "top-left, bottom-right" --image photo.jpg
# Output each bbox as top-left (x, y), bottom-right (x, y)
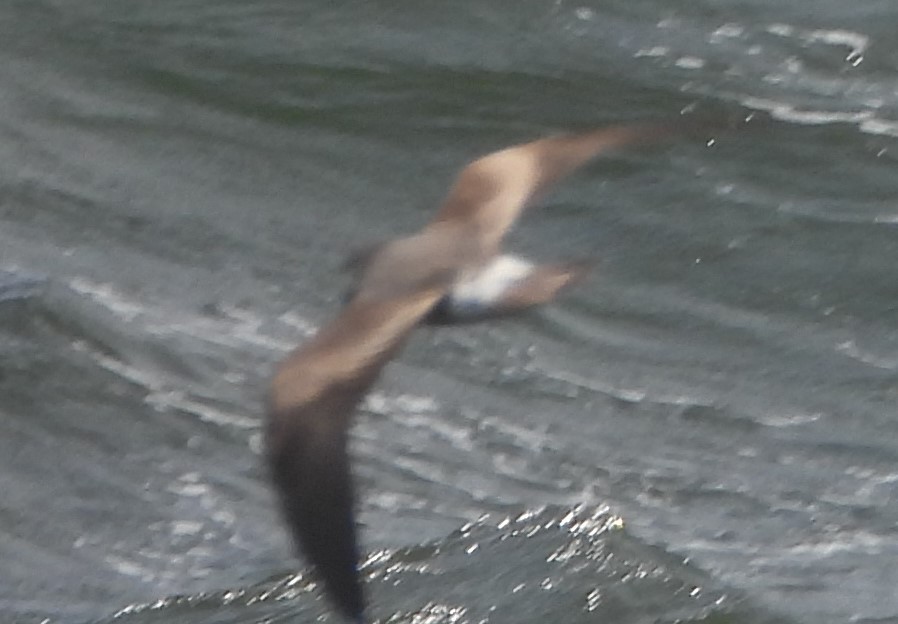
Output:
top-left (2, 2), bottom-right (897, 623)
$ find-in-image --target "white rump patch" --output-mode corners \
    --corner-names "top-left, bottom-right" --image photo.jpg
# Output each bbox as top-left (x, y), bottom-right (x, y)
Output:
top-left (452, 255), bottom-right (534, 305)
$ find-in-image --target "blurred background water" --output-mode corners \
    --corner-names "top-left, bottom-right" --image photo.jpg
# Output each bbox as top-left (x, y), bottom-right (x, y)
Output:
top-left (1, 1), bottom-right (897, 623)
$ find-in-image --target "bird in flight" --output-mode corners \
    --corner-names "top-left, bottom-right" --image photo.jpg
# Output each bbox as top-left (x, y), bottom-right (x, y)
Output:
top-left (266, 120), bottom-right (713, 622)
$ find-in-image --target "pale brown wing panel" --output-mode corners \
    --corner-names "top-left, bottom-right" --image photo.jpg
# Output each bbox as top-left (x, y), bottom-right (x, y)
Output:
top-left (269, 290), bottom-right (444, 415)
top-left (431, 122), bottom-right (694, 253)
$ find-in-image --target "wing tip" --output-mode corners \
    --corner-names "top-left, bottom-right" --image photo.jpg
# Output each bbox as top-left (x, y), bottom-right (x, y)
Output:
top-left (264, 399), bottom-right (367, 623)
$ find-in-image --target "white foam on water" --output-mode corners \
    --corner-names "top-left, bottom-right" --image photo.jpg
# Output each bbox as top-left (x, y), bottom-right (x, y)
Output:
top-left (634, 46), bottom-right (669, 58)
top-left (805, 28), bottom-right (869, 56)
top-left (860, 118), bottom-right (898, 138)
top-left (71, 339), bottom-right (257, 430)
top-left (766, 23), bottom-right (794, 37)
top-left (755, 410), bottom-right (822, 428)
top-left (836, 340), bottom-right (898, 370)
top-left (67, 276), bottom-right (316, 353)
top-left (69, 277), bottom-right (146, 323)
top-left (740, 97), bottom-right (874, 125)
top-left (363, 391), bottom-right (440, 416)
top-left (533, 365), bottom-right (713, 409)
top-left (144, 389), bottom-right (257, 429)
top-left (148, 303), bottom-right (303, 352)
top-left (675, 56), bottom-right (706, 70)
top-left (782, 530), bottom-right (890, 558)
top-left (709, 23), bottom-right (744, 42)
top-left (104, 554), bottom-right (154, 580)
top-left (62, 275), bottom-right (333, 431)
top-left (170, 520), bottom-right (204, 537)
top-left (277, 310), bottom-right (317, 336)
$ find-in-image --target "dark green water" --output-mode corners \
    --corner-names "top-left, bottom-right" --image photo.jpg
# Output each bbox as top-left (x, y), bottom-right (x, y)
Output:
top-left (2, 2), bottom-right (897, 623)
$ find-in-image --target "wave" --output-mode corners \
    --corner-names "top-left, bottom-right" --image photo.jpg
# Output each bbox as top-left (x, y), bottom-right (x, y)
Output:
top-left (98, 505), bottom-right (784, 624)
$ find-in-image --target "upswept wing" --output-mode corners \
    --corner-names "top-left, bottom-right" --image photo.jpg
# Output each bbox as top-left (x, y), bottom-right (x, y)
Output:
top-left (266, 287), bottom-right (446, 621)
top-left (431, 122), bottom-right (689, 254)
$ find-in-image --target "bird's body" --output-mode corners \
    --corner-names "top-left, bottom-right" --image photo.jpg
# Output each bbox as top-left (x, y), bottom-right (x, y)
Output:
top-left (426, 254), bottom-right (593, 324)
top-left (432, 254), bottom-right (537, 320)
top-left (265, 120), bottom-right (714, 622)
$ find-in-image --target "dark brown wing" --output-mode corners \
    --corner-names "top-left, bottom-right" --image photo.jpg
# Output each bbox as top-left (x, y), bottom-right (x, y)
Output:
top-left (266, 288), bottom-right (446, 622)
top-left (431, 122), bottom-right (694, 254)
